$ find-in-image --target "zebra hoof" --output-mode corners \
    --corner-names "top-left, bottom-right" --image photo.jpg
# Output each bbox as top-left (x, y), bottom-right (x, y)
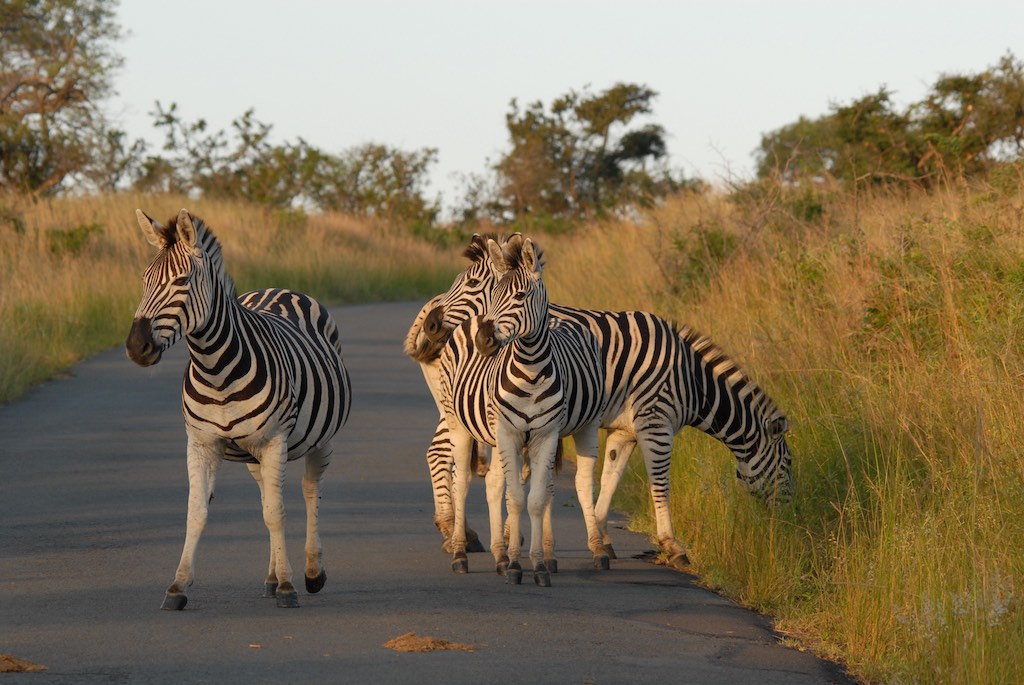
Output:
top-left (593, 555), bottom-right (610, 570)
top-left (668, 552), bottom-right (691, 570)
top-left (160, 592), bottom-right (187, 611)
top-left (263, 582), bottom-right (278, 598)
top-left (506, 562), bottom-right (523, 585)
top-left (495, 554), bottom-right (510, 576)
top-left (603, 544), bottom-right (618, 560)
top-left (276, 590), bottom-right (300, 608)
top-left (305, 570), bottom-right (326, 594)
top-left (544, 558), bottom-right (558, 574)
top-left (452, 552), bottom-right (469, 574)
top-left (534, 570), bottom-right (551, 587)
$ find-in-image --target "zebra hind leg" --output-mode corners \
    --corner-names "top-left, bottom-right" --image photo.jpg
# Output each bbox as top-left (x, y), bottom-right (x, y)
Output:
top-left (301, 447), bottom-right (330, 594)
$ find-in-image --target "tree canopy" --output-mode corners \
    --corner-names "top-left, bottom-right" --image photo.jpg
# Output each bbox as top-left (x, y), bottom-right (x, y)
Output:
top-left (756, 53), bottom-right (1024, 188)
top-left (0, 0), bottom-right (125, 195)
top-left (486, 82), bottom-right (685, 226)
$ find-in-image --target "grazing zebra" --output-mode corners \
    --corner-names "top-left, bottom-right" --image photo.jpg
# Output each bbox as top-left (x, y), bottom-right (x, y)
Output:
top-left (438, 235), bottom-right (605, 585)
top-left (407, 234), bottom-right (793, 570)
top-left (125, 209), bottom-right (351, 610)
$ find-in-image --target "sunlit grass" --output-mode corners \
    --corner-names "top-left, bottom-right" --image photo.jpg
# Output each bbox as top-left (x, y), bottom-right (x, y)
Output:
top-left (0, 193), bottom-right (461, 403)
top-left (543, 181), bottom-right (1024, 684)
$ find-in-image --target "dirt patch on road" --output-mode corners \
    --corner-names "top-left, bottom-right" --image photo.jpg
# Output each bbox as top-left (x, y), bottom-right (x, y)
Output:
top-left (0, 654), bottom-right (47, 672)
top-left (384, 632), bottom-right (475, 653)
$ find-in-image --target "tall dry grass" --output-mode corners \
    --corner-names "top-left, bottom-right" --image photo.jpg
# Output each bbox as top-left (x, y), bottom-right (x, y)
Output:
top-left (541, 179), bottom-right (1024, 684)
top-left (0, 193), bottom-right (462, 404)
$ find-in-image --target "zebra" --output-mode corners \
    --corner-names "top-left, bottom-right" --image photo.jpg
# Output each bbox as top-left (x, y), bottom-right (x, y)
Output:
top-left (125, 209), bottom-right (351, 610)
top-left (438, 235), bottom-right (605, 585)
top-left (406, 234), bottom-right (793, 570)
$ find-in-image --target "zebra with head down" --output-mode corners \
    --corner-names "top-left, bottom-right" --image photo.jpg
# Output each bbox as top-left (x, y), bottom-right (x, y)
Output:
top-left (406, 233), bottom-right (793, 571)
top-left (126, 209), bottom-right (351, 610)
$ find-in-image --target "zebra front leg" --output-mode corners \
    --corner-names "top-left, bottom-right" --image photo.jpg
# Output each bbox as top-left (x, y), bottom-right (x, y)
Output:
top-left (572, 428), bottom-right (607, 569)
top-left (254, 439), bottom-right (299, 607)
top-left (593, 430), bottom-right (637, 562)
top-left (246, 462), bottom-right (280, 598)
top-left (498, 441), bottom-right (526, 585)
top-left (163, 435), bottom-right (223, 610)
top-left (448, 428), bottom-right (475, 574)
top-left (483, 449), bottom-right (509, 574)
top-left (525, 434), bottom-right (559, 587)
top-left (301, 447), bottom-right (330, 594)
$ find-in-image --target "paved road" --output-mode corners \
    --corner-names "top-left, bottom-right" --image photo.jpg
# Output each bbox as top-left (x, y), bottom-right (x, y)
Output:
top-left (0, 301), bottom-right (853, 684)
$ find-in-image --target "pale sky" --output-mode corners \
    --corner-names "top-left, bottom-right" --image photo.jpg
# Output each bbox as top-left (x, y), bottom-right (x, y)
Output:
top-left (110, 1), bottom-right (1024, 209)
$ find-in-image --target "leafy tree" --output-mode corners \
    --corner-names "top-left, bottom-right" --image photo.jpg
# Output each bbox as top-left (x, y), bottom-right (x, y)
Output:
top-left (491, 82), bottom-right (680, 223)
top-left (144, 102), bottom-right (439, 223)
top-left (305, 143), bottom-right (439, 224)
top-left (756, 52), bottom-right (1024, 188)
top-left (0, 0), bottom-right (125, 195)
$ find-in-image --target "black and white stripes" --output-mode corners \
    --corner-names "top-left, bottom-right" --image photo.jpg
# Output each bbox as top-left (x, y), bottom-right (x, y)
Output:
top-left (126, 209), bottom-right (350, 609)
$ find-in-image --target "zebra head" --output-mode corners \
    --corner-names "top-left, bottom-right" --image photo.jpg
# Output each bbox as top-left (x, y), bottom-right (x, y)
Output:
top-left (422, 233), bottom-right (500, 348)
top-left (475, 235), bottom-right (547, 356)
top-left (125, 209), bottom-right (224, 367)
top-left (735, 411), bottom-right (795, 507)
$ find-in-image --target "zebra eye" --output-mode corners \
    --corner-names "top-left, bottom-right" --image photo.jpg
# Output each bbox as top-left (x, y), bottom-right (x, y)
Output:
top-left (171, 275), bottom-right (189, 287)
top-left (512, 290), bottom-right (526, 302)
top-left (466, 278), bottom-right (480, 287)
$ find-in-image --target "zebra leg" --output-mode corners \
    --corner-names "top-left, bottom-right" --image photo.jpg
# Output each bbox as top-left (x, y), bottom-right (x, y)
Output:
top-left (483, 449), bottom-right (509, 574)
top-left (594, 430), bottom-right (638, 562)
top-left (448, 427), bottom-right (475, 574)
top-left (427, 419), bottom-right (487, 554)
top-left (254, 439), bottom-right (299, 607)
top-left (426, 418), bottom-right (456, 551)
top-left (162, 435), bottom-right (223, 610)
top-left (246, 462), bottom-right (279, 598)
top-left (636, 426), bottom-right (689, 569)
top-left (525, 434), bottom-right (559, 587)
top-left (498, 440), bottom-right (526, 585)
top-left (301, 447), bottom-right (330, 594)
top-left (572, 427), bottom-right (607, 569)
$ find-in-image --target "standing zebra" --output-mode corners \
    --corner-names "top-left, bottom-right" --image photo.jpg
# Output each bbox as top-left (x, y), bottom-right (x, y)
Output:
top-left (438, 236), bottom-right (605, 585)
top-left (125, 209), bottom-right (351, 610)
top-left (407, 234), bottom-right (793, 571)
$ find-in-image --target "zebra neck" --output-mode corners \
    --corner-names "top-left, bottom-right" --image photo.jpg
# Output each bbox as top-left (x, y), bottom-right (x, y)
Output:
top-left (688, 356), bottom-right (763, 453)
top-left (185, 292), bottom-right (255, 374)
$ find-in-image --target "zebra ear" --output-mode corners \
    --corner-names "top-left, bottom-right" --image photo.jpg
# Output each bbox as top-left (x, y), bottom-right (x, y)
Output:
top-left (175, 209), bottom-right (199, 250)
top-left (523, 239), bottom-right (542, 276)
top-left (136, 209), bottom-right (167, 248)
top-left (768, 416), bottom-right (789, 436)
top-left (487, 238), bottom-right (510, 274)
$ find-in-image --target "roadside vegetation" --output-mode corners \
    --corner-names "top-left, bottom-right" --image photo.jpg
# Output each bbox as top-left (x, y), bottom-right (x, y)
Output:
top-left (539, 176), bottom-right (1024, 685)
top-left (4, 4), bottom-right (1024, 683)
top-left (0, 193), bottom-right (461, 404)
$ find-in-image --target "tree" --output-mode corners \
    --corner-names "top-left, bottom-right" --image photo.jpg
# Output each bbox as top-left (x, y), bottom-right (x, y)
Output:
top-left (491, 82), bottom-right (679, 223)
top-left (0, 0), bottom-right (125, 195)
top-left (755, 52), bottom-right (1024, 188)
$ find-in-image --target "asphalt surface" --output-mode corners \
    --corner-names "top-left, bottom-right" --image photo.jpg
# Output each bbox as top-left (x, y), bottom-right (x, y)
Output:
top-left (0, 300), bottom-right (854, 684)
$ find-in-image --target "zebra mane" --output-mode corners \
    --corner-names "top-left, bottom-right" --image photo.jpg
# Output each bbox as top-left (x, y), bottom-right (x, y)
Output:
top-left (677, 324), bottom-right (785, 420)
top-left (501, 234), bottom-right (545, 271)
top-left (465, 233), bottom-right (501, 263)
top-left (161, 214), bottom-right (236, 298)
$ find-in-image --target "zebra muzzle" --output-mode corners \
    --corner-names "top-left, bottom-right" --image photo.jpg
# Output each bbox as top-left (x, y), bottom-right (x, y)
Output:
top-left (125, 317), bottom-right (162, 367)
top-left (474, 318), bottom-right (500, 356)
top-left (423, 306), bottom-right (451, 344)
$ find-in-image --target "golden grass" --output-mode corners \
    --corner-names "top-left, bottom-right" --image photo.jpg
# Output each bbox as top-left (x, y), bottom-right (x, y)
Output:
top-left (0, 193), bottom-right (462, 403)
top-left (541, 181), bottom-right (1024, 684)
